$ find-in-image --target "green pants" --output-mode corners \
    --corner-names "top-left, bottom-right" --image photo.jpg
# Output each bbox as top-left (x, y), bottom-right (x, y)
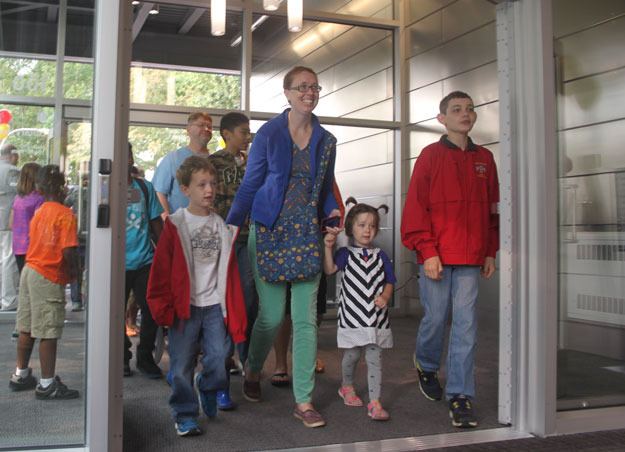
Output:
top-left (247, 224), bottom-right (320, 404)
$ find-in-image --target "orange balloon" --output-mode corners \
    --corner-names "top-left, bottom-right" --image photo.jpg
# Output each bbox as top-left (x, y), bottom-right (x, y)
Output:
top-left (0, 123), bottom-right (10, 140)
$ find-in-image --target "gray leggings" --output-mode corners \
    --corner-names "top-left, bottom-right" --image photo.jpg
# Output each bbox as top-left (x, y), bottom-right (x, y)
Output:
top-left (341, 344), bottom-right (383, 401)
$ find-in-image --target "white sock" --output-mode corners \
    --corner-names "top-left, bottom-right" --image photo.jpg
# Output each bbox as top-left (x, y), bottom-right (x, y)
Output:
top-left (16, 367), bottom-right (29, 377)
top-left (39, 377), bottom-right (54, 388)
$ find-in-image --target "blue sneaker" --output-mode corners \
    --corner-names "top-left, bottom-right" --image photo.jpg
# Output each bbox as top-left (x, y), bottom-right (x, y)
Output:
top-left (175, 418), bottom-right (202, 437)
top-left (217, 389), bottom-right (237, 411)
top-left (195, 373), bottom-right (217, 418)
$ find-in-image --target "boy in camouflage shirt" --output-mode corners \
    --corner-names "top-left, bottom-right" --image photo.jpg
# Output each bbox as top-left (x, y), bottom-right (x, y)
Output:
top-left (208, 112), bottom-right (257, 410)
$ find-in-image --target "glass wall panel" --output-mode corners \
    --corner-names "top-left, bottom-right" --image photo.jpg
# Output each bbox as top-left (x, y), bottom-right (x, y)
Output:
top-left (0, 104), bottom-right (54, 165)
top-left (132, 3), bottom-right (241, 109)
top-left (0, 57), bottom-right (56, 98)
top-left (0, 1), bottom-right (58, 55)
top-left (129, 66), bottom-right (240, 109)
top-left (128, 125), bottom-right (222, 180)
top-left (251, 16), bottom-right (393, 120)
top-left (555, 0), bottom-right (625, 410)
top-left (64, 62), bottom-right (94, 100)
top-left (1, 0), bottom-right (93, 448)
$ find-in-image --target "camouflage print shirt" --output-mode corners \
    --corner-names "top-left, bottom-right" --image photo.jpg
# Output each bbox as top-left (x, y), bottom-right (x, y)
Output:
top-left (208, 149), bottom-right (248, 239)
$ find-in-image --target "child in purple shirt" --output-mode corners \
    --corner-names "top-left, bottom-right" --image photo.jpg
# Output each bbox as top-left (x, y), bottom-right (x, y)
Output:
top-left (10, 163), bottom-right (44, 273)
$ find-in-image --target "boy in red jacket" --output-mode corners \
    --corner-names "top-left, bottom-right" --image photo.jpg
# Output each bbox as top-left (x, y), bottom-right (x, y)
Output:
top-left (147, 156), bottom-right (246, 437)
top-left (401, 91), bottom-right (499, 428)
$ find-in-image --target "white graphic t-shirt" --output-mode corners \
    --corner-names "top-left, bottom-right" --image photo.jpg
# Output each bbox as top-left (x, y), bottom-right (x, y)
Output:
top-left (184, 209), bottom-right (221, 307)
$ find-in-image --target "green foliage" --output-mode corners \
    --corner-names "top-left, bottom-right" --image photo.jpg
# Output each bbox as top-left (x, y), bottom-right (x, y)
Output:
top-left (64, 63), bottom-right (94, 99)
top-left (0, 57), bottom-right (56, 97)
top-left (130, 67), bottom-right (241, 109)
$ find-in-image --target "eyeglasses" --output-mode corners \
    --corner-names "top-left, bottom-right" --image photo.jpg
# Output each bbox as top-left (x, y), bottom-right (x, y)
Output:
top-left (288, 83), bottom-right (322, 93)
top-left (191, 122), bottom-right (212, 130)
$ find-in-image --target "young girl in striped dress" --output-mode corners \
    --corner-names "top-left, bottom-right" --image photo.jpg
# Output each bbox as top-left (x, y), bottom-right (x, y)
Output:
top-left (323, 197), bottom-right (395, 421)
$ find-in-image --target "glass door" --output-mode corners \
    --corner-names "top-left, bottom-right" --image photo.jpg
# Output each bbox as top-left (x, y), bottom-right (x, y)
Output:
top-left (555, 0), bottom-right (625, 410)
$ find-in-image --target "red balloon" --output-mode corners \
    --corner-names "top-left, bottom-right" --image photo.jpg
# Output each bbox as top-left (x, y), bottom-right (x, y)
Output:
top-left (0, 109), bottom-right (12, 124)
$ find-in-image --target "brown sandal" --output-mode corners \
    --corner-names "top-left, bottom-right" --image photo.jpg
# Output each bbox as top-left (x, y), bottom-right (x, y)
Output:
top-left (243, 379), bottom-right (261, 402)
top-left (293, 406), bottom-right (326, 428)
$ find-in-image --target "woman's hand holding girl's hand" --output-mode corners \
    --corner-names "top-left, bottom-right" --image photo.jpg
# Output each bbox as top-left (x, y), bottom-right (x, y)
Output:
top-left (323, 228), bottom-right (341, 248)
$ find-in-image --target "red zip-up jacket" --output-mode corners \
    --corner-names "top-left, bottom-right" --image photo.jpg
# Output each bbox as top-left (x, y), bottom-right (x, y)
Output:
top-left (401, 136), bottom-right (499, 265)
top-left (147, 210), bottom-right (247, 343)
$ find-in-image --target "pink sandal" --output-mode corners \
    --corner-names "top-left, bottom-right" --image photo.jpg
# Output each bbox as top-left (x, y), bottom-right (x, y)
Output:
top-left (338, 385), bottom-right (363, 407)
top-left (367, 400), bottom-right (390, 421)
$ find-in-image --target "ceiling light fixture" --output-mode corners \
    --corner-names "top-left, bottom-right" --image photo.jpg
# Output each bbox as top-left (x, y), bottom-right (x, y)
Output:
top-left (263, 0), bottom-right (282, 11)
top-left (131, 1), bottom-right (140, 5)
top-left (287, 0), bottom-right (302, 32)
top-left (230, 15), bottom-right (268, 47)
top-left (211, 0), bottom-right (226, 36)
top-left (148, 4), bottom-right (159, 14)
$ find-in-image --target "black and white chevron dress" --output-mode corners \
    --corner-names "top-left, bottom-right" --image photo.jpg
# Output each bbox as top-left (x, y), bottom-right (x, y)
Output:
top-left (336, 247), bottom-right (393, 349)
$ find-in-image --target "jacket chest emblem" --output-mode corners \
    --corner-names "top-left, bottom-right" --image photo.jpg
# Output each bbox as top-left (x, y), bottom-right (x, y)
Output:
top-left (474, 162), bottom-right (487, 178)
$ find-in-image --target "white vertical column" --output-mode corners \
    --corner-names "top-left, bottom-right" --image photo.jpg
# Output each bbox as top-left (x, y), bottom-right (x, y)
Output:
top-left (496, 0), bottom-right (557, 437)
top-left (394, 0), bottom-right (408, 312)
top-left (52, 0), bottom-right (66, 164)
top-left (86, 0), bottom-right (131, 450)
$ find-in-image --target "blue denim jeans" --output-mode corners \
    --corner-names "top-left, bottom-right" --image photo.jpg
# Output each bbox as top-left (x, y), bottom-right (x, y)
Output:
top-left (168, 304), bottom-right (230, 422)
top-left (415, 265), bottom-right (480, 399)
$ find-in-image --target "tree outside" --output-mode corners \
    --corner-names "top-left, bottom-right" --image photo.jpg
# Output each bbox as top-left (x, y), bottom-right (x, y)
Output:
top-left (2, 56), bottom-right (240, 184)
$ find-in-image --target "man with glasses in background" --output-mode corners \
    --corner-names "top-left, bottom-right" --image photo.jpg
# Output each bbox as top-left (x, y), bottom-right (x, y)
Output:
top-left (152, 112), bottom-right (213, 216)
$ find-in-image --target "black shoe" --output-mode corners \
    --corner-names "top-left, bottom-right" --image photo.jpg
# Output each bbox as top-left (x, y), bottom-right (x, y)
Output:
top-left (124, 363), bottom-right (133, 377)
top-left (449, 395), bottom-right (478, 428)
top-left (414, 355), bottom-right (442, 401)
top-left (35, 376), bottom-right (79, 400)
top-left (137, 358), bottom-right (163, 379)
top-left (9, 368), bottom-right (37, 391)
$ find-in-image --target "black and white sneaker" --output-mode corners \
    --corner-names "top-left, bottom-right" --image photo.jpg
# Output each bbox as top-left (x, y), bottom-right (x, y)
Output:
top-left (175, 418), bottom-right (202, 437)
top-left (414, 355), bottom-right (442, 401)
top-left (35, 376), bottom-right (80, 400)
top-left (9, 368), bottom-right (37, 391)
top-left (449, 395), bottom-right (478, 428)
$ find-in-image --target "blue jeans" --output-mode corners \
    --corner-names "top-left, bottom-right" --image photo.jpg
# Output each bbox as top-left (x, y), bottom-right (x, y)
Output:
top-left (168, 304), bottom-right (230, 422)
top-left (415, 265), bottom-right (480, 399)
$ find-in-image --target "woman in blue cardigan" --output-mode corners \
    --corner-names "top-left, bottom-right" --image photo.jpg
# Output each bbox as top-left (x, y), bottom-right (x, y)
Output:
top-left (227, 66), bottom-right (341, 428)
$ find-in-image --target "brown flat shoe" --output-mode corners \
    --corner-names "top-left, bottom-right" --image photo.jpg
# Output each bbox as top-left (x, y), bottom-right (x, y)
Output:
top-left (315, 358), bottom-right (325, 374)
top-left (243, 379), bottom-right (261, 402)
top-left (293, 407), bottom-right (326, 428)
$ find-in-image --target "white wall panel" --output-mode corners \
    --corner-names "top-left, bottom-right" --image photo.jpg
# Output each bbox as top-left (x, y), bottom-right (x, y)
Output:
top-left (315, 69), bottom-right (392, 118)
top-left (442, 0), bottom-right (494, 42)
top-left (408, 11), bottom-right (442, 57)
top-left (409, 82), bottom-right (443, 123)
top-left (559, 119), bottom-right (625, 174)
top-left (409, 62), bottom-right (498, 123)
top-left (552, 0), bottom-right (625, 38)
top-left (335, 162), bottom-right (393, 199)
top-left (335, 131), bottom-right (392, 172)
top-left (558, 15), bottom-right (625, 82)
top-left (559, 68), bottom-right (625, 130)
top-left (408, 22), bottom-right (496, 90)
top-left (407, 0), bottom-right (455, 24)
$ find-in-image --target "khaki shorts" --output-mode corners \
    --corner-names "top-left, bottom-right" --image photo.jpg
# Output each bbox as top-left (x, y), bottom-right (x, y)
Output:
top-left (16, 266), bottom-right (66, 339)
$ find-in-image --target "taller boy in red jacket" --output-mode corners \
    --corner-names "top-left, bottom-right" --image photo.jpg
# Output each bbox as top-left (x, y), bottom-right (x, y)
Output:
top-left (401, 91), bottom-right (499, 429)
top-left (147, 156), bottom-right (246, 438)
